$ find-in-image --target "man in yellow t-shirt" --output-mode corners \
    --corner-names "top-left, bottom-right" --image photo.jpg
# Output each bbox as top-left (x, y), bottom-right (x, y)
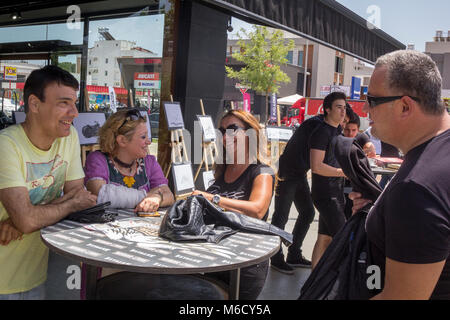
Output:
top-left (0, 66), bottom-right (97, 299)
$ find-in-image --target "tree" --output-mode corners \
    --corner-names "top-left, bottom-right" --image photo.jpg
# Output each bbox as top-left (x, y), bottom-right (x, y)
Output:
top-left (59, 62), bottom-right (76, 73)
top-left (225, 26), bottom-right (294, 122)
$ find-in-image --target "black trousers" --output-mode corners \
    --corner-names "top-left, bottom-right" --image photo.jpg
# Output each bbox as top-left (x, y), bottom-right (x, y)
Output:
top-left (270, 174), bottom-right (315, 260)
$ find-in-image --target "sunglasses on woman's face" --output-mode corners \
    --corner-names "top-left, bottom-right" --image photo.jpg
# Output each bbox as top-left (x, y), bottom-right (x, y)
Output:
top-left (218, 124), bottom-right (246, 136)
top-left (118, 109), bottom-right (145, 131)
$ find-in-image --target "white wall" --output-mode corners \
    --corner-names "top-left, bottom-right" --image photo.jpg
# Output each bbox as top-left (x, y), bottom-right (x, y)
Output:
top-left (311, 44), bottom-right (335, 97)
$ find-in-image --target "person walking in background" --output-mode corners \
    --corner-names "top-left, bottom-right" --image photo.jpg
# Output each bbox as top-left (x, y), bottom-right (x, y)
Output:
top-left (309, 92), bottom-right (347, 269)
top-left (269, 114), bottom-right (325, 274)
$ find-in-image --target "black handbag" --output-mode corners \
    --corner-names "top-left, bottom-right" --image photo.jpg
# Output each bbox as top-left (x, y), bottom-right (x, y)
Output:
top-left (159, 195), bottom-right (293, 245)
top-left (65, 202), bottom-right (116, 223)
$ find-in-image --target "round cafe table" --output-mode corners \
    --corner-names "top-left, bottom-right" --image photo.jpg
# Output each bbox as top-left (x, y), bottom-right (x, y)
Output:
top-left (40, 208), bottom-right (281, 300)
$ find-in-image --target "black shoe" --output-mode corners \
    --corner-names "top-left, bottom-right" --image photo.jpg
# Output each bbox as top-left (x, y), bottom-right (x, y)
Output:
top-left (270, 259), bottom-right (294, 275)
top-left (286, 255), bottom-right (312, 268)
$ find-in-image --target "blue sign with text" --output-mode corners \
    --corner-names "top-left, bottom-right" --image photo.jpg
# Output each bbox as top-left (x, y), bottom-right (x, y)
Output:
top-left (351, 77), bottom-right (361, 100)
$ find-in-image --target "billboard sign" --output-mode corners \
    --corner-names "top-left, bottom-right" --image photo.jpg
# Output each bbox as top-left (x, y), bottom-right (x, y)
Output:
top-left (4, 66), bottom-right (17, 81)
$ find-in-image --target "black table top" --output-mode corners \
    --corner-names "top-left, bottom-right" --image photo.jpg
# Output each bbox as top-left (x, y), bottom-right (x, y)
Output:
top-left (41, 208), bottom-right (280, 274)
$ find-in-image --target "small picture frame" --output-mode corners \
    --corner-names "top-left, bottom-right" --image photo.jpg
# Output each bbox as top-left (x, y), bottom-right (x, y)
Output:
top-left (138, 110), bottom-right (152, 141)
top-left (196, 115), bottom-right (216, 141)
top-left (202, 170), bottom-right (215, 191)
top-left (73, 112), bottom-right (107, 145)
top-left (163, 101), bottom-right (184, 130)
top-left (12, 111), bottom-right (26, 124)
top-left (266, 126), bottom-right (294, 142)
top-left (171, 162), bottom-right (195, 195)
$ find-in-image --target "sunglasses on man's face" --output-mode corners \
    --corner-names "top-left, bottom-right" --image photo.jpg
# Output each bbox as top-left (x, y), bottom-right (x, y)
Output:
top-left (366, 95), bottom-right (420, 108)
top-left (218, 124), bottom-right (246, 136)
top-left (118, 109), bottom-right (145, 131)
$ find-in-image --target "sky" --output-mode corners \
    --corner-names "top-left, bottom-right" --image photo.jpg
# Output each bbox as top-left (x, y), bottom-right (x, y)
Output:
top-left (336, 0), bottom-right (450, 52)
top-left (231, 0), bottom-right (450, 54)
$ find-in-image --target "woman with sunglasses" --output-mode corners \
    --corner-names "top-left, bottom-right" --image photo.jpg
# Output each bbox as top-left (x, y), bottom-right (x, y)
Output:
top-left (84, 108), bottom-right (174, 212)
top-left (192, 110), bottom-right (276, 299)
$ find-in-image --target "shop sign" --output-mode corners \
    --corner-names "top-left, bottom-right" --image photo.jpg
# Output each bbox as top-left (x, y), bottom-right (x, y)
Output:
top-left (133, 58), bottom-right (162, 64)
top-left (330, 85), bottom-right (351, 97)
top-left (134, 72), bottom-right (160, 81)
top-left (243, 92), bottom-right (251, 112)
top-left (4, 66), bottom-right (17, 81)
top-left (319, 85), bottom-right (331, 97)
top-left (134, 80), bottom-right (161, 89)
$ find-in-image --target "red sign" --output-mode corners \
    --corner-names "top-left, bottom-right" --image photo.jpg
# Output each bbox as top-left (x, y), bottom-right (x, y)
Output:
top-left (134, 72), bottom-right (160, 81)
top-left (347, 100), bottom-right (367, 117)
top-left (305, 98), bottom-right (325, 116)
top-left (305, 98), bottom-right (367, 118)
top-left (134, 58), bottom-right (162, 64)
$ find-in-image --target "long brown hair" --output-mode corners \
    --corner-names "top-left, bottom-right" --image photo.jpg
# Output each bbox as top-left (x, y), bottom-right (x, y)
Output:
top-left (214, 110), bottom-right (274, 179)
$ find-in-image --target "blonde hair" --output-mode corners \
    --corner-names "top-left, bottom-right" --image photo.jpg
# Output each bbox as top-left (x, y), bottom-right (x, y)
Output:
top-left (98, 109), bottom-right (147, 156)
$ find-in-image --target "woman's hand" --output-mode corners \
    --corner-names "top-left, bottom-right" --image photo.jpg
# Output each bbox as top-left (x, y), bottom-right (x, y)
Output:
top-left (135, 194), bottom-right (161, 213)
top-left (191, 190), bottom-right (213, 201)
top-left (0, 218), bottom-right (23, 246)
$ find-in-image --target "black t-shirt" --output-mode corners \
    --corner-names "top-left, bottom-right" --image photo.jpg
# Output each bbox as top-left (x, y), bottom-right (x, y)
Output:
top-left (366, 129), bottom-right (450, 299)
top-left (278, 115), bottom-right (324, 179)
top-left (207, 163), bottom-right (275, 221)
top-left (309, 121), bottom-right (344, 197)
top-left (355, 132), bottom-right (370, 149)
top-left (380, 141), bottom-right (401, 158)
top-left (343, 133), bottom-right (371, 190)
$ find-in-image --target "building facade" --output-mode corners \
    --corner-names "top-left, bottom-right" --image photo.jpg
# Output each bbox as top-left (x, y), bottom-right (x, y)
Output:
top-left (426, 31), bottom-right (450, 90)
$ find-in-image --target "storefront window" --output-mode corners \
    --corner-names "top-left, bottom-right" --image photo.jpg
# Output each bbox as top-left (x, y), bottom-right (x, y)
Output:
top-left (86, 13), bottom-right (165, 155)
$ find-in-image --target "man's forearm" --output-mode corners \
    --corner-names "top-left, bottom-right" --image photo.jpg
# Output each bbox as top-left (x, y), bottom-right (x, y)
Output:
top-left (313, 163), bottom-right (345, 177)
top-left (15, 198), bottom-right (77, 234)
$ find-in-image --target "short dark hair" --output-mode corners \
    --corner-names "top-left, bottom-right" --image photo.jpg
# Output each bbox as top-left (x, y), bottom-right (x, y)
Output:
top-left (375, 50), bottom-right (444, 115)
top-left (23, 65), bottom-right (79, 113)
top-left (346, 108), bottom-right (361, 128)
top-left (323, 91), bottom-right (347, 116)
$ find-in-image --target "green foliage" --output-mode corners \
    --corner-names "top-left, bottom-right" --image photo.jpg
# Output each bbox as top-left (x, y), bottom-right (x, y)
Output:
top-left (59, 62), bottom-right (76, 73)
top-left (225, 26), bottom-right (294, 95)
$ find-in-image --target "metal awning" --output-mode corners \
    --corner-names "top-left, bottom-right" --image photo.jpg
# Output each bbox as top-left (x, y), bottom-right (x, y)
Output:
top-left (201, 0), bottom-right (405, 63)
top-left (0, 40), bottom-right (76, 55)
top-left (0, 0), bottom-right (404, 63)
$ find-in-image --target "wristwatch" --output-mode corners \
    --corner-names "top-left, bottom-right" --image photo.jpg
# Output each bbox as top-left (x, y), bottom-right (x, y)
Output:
top-left (212, 194), bottom-right (221, 205)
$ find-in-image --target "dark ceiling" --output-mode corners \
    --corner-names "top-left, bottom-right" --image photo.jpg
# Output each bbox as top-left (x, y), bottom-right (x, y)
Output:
top-left (0, 0), bottom-right (160, 26)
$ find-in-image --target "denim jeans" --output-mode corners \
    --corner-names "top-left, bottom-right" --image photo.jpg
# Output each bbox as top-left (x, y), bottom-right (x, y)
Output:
top-left (0, 283), bottom-right (46, 300)
top-left (270, 174), bottom-right (315, 260)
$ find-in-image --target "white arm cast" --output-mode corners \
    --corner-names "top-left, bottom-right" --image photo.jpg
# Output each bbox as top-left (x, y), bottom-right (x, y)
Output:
top-left (97, 184), bottom-right (146, 209)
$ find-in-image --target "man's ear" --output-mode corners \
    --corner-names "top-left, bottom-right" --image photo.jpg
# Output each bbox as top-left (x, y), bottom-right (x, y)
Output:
top-left (28, 95), bottom-right (40, 113)
top-left (399, 96), bottom-right (414, 118)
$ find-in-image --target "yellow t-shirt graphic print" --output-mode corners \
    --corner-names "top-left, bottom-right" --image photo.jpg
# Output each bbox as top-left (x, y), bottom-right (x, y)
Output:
top-left (27, 155), bottom-right (67, 205)
top-left (0, 124), bottom-right (84, 294)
